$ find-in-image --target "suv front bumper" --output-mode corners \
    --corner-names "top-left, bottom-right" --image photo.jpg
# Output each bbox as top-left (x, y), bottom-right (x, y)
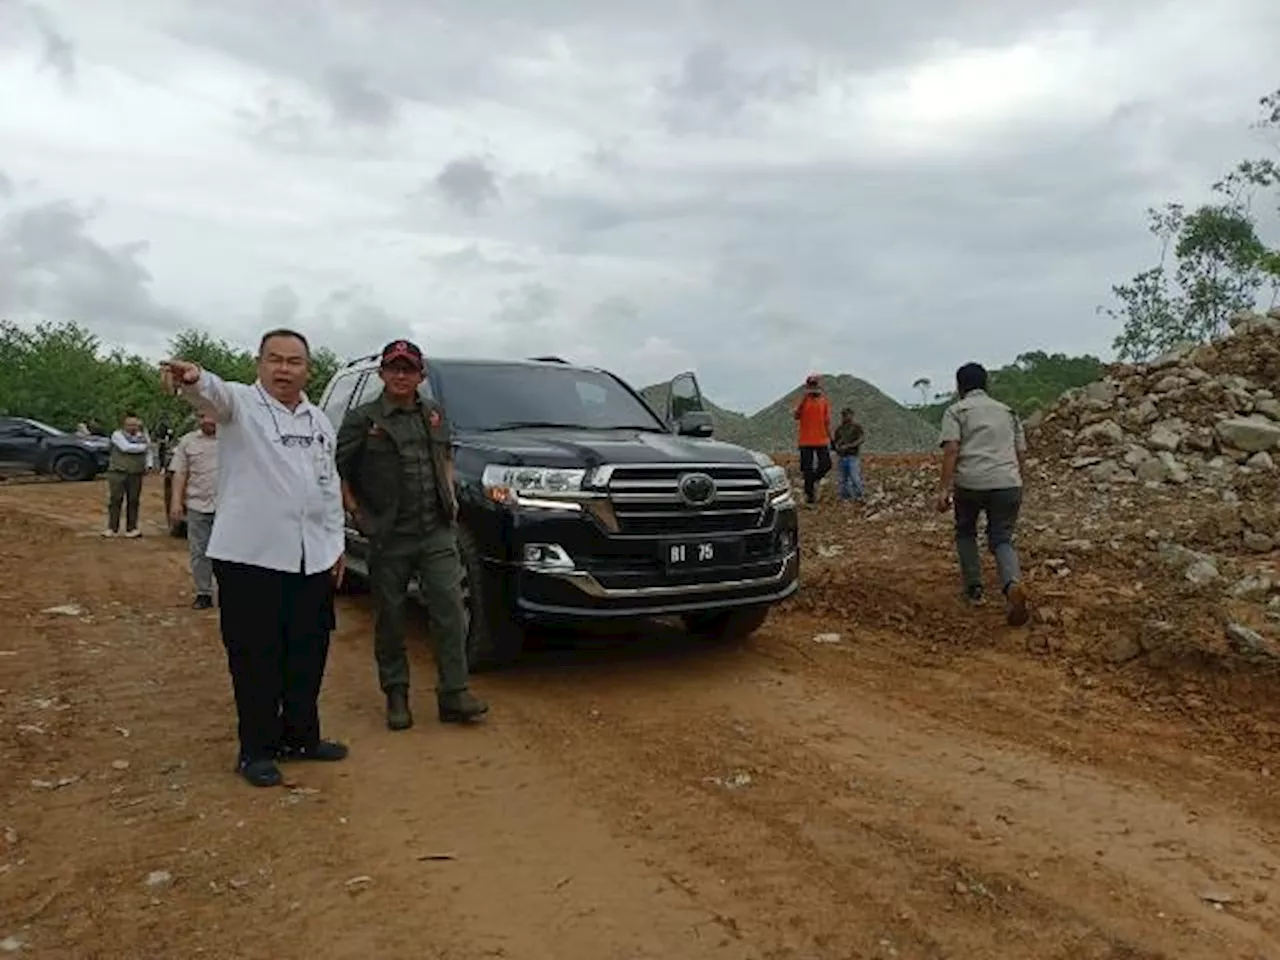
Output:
top-left (473, 502), bottom-right (800, 622)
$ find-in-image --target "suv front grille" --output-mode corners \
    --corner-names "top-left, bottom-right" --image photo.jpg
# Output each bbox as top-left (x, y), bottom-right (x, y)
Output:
top-left (604, 464), bottom-right (768, 536)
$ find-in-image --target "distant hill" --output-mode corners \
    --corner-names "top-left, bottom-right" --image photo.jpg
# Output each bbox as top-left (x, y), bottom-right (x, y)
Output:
top-left (640, 373), bottom-right (937, 454)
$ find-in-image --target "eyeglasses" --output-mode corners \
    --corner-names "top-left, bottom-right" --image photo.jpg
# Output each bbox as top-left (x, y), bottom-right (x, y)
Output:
top-left (256, 384), bottom-right (321, 449)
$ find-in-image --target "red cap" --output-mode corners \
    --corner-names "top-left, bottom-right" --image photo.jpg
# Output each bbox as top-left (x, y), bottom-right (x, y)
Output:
top-left (380, 339), bottom-right (423, 369)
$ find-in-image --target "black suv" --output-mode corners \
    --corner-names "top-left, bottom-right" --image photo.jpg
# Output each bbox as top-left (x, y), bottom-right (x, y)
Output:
top-left (318, 356), bottom-right (800, 669)
top-left (0, 417), bottom-right (110, 481)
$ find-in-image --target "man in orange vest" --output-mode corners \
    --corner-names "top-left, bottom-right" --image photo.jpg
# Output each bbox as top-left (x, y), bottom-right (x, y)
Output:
top-left (793, 374), bottom-right (833, 505)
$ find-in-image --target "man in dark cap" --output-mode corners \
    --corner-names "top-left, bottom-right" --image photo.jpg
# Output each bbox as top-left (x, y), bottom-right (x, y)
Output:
top-left (335, 339), bottom-right (488, 730)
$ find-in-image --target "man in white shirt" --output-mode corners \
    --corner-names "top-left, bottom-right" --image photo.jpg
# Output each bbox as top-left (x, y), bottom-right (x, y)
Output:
top-left (161, 329), bottom-right (348, 788)
top-left (169, 412), bottom-right (220, 609)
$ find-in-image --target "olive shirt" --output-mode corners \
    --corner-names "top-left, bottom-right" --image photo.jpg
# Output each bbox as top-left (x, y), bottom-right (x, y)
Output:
top-left (832, 420), bottom-right (864, 456)
top-left (335, 394), bottom-right (458, 542)
top-left (937, 389), bottom-right (1026, 490)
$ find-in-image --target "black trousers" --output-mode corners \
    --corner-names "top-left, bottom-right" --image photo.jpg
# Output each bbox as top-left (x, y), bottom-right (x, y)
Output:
top-left (798, 445), bottom-right (832, 502)
top-left (212, 559), bottom-right (336, 761)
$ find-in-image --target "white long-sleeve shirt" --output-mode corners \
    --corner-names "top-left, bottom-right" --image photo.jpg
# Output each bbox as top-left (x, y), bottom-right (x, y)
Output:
top-left (178, 370), bottom-right (344, 575)
top-left (110, 429), bottom-right (150, 454)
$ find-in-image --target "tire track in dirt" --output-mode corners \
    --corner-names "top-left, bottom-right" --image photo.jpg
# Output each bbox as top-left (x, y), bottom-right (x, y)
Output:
top-left (5, 482), bottom-right (1280, 959)
top-left (480, 643), bottom-right (1273, 959)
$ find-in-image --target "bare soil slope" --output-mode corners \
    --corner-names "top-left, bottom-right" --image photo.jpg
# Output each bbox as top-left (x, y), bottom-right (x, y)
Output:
top-left (2, 478), bottom-right (1279, 959)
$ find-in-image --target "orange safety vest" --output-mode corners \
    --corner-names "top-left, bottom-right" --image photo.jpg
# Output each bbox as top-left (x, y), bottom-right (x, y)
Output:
top-left (795, 394), bottom-right (831, 447)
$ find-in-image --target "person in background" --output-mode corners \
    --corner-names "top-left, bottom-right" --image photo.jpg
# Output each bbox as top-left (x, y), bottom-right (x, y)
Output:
top-left (169, 412), bottom-right (220, 609)
top-left (74, 422), bottom-right (90, 438)
top-left (832, 406), bottom-right (866, 502)
top-left (793, 374), bottom-right (833, 506)
top-left (102, 413), bottom-right (149, 538)
top-left (152, 417), bottom-right (175, 474)
top-left (336, 339), bottom-right (488, 731)
top-left (935, 362), bottom-right (1030, 626)
top-left (160, 329), bottom-right (348, 788)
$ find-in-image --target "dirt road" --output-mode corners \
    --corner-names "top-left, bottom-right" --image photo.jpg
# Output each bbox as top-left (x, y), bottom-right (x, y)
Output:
top-left (2, 478), bottom-right (1279, 959)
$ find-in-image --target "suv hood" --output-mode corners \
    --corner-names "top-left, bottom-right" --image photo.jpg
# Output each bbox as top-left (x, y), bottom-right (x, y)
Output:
top-left (458, 427), bottom-right (763, 468)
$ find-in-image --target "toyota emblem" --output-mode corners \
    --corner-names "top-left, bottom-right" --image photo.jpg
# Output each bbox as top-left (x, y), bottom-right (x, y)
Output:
top-left (677, 472), bottom-right (716, 505)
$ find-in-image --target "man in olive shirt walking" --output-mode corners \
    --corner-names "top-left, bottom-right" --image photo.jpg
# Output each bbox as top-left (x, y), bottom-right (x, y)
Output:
top-left (935, 362), bottom-right (1030, 626)
top-left (335, 339), bottom-right (488, 730)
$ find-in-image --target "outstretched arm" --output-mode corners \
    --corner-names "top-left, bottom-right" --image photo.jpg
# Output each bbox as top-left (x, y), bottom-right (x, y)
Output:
top-left (160, 361), bottom-right (237, 423)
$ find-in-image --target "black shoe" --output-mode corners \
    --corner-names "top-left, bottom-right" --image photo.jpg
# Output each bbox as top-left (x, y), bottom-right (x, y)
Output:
top-left (278, 739), bottom-right (349, 762)
top-left (386, 687), bottom-right (413, 731)
top-left (964, 584), bottom-right (985, 605)
top-left (438, 689), bottom-right (489, 723)
top-left (237, 755), bottom-right (282, 787)
top-left (192, 595), bottom-right (214, 609)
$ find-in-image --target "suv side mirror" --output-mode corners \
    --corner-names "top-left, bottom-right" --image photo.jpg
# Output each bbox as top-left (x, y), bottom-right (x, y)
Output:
top-left (666, 370), bottom-right (712, 436)
top-left (675, 410), bottom-right (714, 437)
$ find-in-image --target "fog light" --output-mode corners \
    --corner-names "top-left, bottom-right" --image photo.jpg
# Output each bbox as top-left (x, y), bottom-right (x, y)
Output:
top-left (778, 530), bottom-right (794, 554)
top-left (522, 543), bottom-right (574, 570)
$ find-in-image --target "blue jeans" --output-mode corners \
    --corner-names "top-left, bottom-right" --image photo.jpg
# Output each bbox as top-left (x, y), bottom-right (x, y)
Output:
top-left (837, 454), bottom-right (864, 500)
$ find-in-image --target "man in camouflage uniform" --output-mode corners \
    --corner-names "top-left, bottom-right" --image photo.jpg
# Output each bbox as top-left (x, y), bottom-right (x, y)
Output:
top-left (335, 339), bottom-right (488, 730)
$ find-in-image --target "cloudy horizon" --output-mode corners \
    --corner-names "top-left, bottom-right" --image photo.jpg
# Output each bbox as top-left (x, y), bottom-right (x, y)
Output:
top-left (1, 0), bottom-right (1278, 414)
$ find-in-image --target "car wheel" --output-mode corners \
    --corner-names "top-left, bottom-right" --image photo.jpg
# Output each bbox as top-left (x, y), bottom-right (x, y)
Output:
top-left (682, 605), bottom-right (771, 641)
top-left (455, 525), bottom-right (525, 672)
top-left (53, 454), bottom-right (93, 482)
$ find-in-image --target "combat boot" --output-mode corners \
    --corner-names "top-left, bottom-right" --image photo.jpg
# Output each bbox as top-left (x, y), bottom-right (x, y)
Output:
top-left (438, 689), bottom-right (489, 724)
top-left (386, 686), bottom-right (413, 730)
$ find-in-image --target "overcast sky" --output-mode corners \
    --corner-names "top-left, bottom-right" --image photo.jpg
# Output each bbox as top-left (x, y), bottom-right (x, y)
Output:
top-left (2, 1), bottom-right (1278, 413)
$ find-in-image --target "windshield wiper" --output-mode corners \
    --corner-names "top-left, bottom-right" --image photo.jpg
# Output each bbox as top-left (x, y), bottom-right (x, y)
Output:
top-left (488, 421), bottom-right (591, 431)
top-left (487, 421), bottom-right (666, 432)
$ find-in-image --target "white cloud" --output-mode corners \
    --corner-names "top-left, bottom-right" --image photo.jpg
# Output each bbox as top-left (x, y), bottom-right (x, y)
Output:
top-left (0, 0), bottom-right (1277, 412)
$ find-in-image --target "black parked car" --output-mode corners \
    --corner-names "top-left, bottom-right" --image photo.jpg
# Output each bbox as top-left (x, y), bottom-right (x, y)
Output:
top-left (0, 417), bottom-right (110, 481)
top-left (318, 355), bottom-right (800, 671)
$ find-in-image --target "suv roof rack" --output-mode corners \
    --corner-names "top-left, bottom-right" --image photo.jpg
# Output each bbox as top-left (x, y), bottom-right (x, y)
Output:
top-left (529, 355), bottom-right (567, 363)
top-left (340, 352), bottom-right (381, 369)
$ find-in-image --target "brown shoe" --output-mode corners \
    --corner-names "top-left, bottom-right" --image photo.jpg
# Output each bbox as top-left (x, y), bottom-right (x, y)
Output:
top-left (1005, 581), bottom-right (1029, 627)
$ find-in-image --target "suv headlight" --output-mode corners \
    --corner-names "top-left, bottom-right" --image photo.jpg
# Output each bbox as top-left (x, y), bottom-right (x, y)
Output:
top-left (748, 450), bottom-right (790, 493)
top-left (762, 464), bottom-right (789, 492)
top-left (482, 464), bottom-right (587, 507)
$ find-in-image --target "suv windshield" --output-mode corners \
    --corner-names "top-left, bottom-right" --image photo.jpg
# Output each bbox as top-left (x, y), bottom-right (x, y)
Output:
top-left (433, 362), bottom-right (668, 433)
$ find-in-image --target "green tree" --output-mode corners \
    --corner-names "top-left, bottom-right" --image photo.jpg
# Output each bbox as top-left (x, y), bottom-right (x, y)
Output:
top-left (1107, 87), bottom-right (1280, 362)
top-left (0, 320), bottom-right (341, 433)
top-left (916, 351), bottom-right (1105, 425)
top-left (167, 329), bottom-right (339, 399)
top-left (911, 376), bottom-right (931, 407)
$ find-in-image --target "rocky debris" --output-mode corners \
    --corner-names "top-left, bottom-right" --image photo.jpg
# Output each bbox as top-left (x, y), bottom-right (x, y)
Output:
top-left (41, 603), bottom-right (85, 617)
top-left (1032, 313), bottom-right (1280, 492)
top-left (1225, 622), bottom-right (1280, 660)
top-left (1026, 312), bottom-right (1280, 568)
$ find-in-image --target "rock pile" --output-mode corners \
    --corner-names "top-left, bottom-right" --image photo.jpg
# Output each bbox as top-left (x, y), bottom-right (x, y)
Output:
top-left (1030, 309), bottom-right (1280, 495)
